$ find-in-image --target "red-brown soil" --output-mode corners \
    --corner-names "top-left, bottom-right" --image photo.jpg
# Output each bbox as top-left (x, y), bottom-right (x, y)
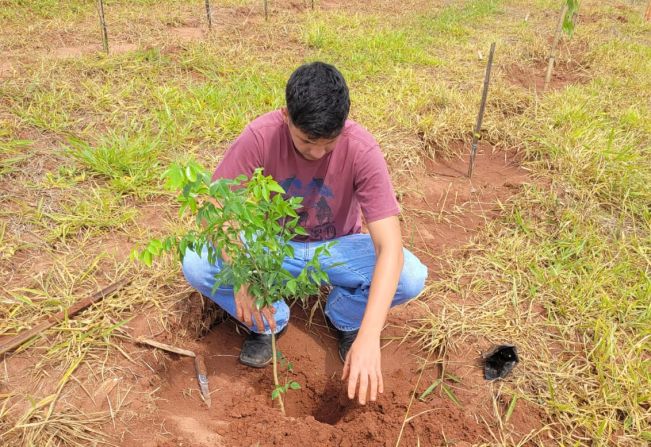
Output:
top-left (108, 146), bottom-right (541, 447)
top-left (506, 58), bottom-right (587, 92)
top-left (505, 36), bottom-right (589, 93)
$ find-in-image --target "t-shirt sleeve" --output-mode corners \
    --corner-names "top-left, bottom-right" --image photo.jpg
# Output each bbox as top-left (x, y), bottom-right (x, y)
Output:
top-left (353, 144), bottom-right (400, 223)
top-left (212, 127), bottom-right (263, 181)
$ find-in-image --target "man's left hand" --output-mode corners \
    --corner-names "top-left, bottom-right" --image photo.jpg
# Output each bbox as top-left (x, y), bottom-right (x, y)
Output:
top-left (341, 334), bottom-right (384, 405)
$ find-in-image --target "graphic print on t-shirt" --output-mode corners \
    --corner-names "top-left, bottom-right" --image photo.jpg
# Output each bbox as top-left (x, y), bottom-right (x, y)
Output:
top-left (280, 176), bottom-right (336, 241)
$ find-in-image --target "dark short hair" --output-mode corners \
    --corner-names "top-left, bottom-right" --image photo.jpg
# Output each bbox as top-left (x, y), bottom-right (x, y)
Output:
top-left (285, 62), bottom-right (350, 139)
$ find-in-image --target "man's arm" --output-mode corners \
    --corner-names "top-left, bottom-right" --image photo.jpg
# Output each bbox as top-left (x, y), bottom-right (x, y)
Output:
top-left (342, 215), bottom-right (403, 404)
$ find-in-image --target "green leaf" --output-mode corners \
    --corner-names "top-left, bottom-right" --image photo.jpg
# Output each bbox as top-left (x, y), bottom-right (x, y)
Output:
top-left (418, 379), bottom-right (443, 401)
top-left (185, 164), bottom-right (197, 182)
top-left (504, 395), bottom-right (518, 423)
top-left (294, 226), bottom-right (308, 236)
top-left (289, 381), bottom-right (301, 390)
top-left (441, 383), bottom-right (462, 407)
top-left (138, 161), bottom-right (334, 322)
top-left (142, 250), bottom-right (153, 267)
top-left (271, 388), bottom-right (281, 400)
top-left (286, 279), bottom-right (297, 294)
top-left (268, 182), bottom-right (286, 194)
top-left (562, 0), bottom-right (579, 37)
top-left (148, 239), bottom-right (163, 254)
top-left (163, 163), bottom-right (185, 190)
top-left (444, 372), bottom-right (462, 383)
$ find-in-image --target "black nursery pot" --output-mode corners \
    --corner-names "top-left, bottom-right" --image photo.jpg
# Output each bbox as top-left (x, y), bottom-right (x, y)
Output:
top-left (483, 344), bottom-right (519, 380)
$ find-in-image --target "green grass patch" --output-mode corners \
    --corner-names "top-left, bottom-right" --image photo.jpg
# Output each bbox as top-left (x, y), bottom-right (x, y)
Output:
top-left (65, 131), bottom-right (163, 197)
top-left (529, 44), bottom-right (651, 222)
top-left (0, 137), bottom-right (32, 179)
top-left (153, 64), bottom-right (287, 146)
top-left (415, 0), bottom-right (503, 38)
top-left (304, 13), bottom-right (442, 77)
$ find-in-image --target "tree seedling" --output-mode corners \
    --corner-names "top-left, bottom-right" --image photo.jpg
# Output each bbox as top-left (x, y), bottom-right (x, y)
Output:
top-left (272, 350), bottom-right (301, 403)
top-left (134, 162), bottom-right (333, 415)
top-left (544, 0), bottom-right (579, 91)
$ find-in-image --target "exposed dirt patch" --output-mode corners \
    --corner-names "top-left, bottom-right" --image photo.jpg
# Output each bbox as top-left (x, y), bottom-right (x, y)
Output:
top-left (398, 142), bottom-right (529, 273)
top-left (0, 61), bottom-right (15, 78)
top-left (50, 44), bottom-right (138, 58)
top-left (505, 58), bottom-right (588, 92)
top-left (107, 147), bottom-right (541, 446)
top-left (170, 27), bottom-right (204, 41)
top-left (0, 42), bottom-right (140, 78)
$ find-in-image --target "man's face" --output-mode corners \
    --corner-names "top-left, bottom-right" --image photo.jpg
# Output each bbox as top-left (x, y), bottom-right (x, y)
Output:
top-left (282, 109), bottom-right (339, 161)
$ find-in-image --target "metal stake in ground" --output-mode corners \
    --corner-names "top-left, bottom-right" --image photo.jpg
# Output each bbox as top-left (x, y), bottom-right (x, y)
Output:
top-left (205, 0), bottom-right (213, 31)
top-left (467, 42), bottom-right (496, 179)
top-left (96, 0), bottom-right (109, 54)
top-left (264, 0), bottom-right (269, 21)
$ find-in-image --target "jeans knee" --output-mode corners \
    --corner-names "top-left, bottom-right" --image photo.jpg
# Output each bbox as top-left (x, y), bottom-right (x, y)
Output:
top-left (397, 255), bottom-right (428, 300)
top-left (181, 249), bottom-right (211, 289)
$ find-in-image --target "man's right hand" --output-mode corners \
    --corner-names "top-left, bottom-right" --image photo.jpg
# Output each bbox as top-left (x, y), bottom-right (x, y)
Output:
top-left (234, 284), bottom-right (277, 333)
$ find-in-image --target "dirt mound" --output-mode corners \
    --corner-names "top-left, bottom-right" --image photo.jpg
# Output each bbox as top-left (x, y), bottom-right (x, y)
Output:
top-left (505, 57), bottom-right (588, 92)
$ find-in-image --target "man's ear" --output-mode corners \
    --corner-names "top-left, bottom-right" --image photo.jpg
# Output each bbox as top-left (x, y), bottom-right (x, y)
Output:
top-left (281, 107), bottom-right (289, 124)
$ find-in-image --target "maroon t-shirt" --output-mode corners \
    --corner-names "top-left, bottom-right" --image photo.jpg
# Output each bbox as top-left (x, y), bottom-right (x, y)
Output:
top-left (213, 110), bottom-right (399, 241)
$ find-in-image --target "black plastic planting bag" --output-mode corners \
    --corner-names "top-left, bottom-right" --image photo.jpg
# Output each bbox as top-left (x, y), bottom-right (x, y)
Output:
top-left (483, 345), bottom-right (519, 380)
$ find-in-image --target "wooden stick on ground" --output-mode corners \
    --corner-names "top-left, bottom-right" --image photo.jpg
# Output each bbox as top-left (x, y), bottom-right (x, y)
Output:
top-left (544, 2), bottom-right (569, 91)
top-left (205, 0), bottom-right (213, 31)
top-left (0, 278), bottom-right (131, 356)
top-left (97, 0), bottom-right (109, 54)
top-left (467, 42), bottom-right (496, 179)
top-left (136, 337), bottom-right (196, 357)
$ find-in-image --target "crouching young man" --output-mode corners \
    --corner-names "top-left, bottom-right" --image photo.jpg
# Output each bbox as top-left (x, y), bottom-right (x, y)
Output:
top-left (181, 62), bottom-right (427, 404)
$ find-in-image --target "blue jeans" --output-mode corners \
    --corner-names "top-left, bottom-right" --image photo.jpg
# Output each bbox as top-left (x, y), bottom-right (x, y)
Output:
top-left (181, 233), bottom-right (428, 334)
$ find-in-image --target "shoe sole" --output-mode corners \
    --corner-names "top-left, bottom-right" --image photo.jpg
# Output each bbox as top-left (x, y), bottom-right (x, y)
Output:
top-left (239, 355), bottom-right (272, 368)
top-left (238, 326), bottom-right (289, 368)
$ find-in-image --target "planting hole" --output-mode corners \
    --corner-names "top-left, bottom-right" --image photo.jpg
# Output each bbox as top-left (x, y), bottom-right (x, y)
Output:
top-left (311, 383), bottom-right (350, 425)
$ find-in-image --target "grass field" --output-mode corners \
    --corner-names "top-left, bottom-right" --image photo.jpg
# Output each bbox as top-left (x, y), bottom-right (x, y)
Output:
top-left (1, 0), bottom-right (650, 445)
